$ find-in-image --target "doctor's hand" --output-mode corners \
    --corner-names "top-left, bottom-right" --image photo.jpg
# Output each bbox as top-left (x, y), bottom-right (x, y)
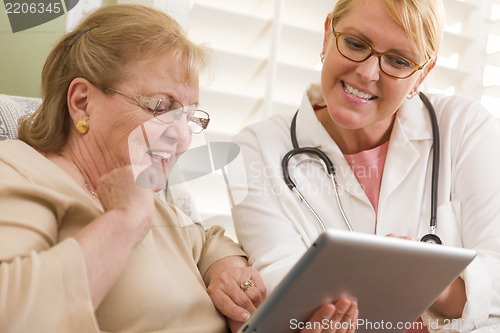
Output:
top-left (300, 298), bottom-right (358, 333)
top-left (385, 234), bottom-right (467, 319)
top-left (431, 276), bottom-right (466, 319)
top-left (385, 233), bottom-right (413, 241)
top-left (204, 256), bottom-right (266, 332)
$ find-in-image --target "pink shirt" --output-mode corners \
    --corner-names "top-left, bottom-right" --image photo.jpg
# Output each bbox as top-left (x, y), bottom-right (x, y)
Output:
top-left (344, 141), bottom-right (389, 215)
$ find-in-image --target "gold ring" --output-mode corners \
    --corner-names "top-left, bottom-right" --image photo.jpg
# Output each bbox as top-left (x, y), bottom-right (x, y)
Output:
top-left (240, 279), bottom-right (255, 291)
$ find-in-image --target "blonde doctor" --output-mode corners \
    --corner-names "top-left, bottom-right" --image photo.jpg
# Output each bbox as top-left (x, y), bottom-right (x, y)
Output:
top-left (230, 0), bottom-right (500, 332)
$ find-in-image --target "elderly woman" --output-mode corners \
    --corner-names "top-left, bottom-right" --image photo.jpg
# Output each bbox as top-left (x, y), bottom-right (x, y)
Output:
top-left (0, 4), bottom-right (357, 333)
top-left (231, 0), bottom-right (500, 332)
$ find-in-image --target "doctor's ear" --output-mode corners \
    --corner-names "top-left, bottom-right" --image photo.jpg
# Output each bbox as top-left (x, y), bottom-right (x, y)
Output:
top-left (322, 13), bottom-right (333, 55)
top-left (410, 57), bottom-right (437, 96)
top-left (422, 57), bottom-right (437, 79)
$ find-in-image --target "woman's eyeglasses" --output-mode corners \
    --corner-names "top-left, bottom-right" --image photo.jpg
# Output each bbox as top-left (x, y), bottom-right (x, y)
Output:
top-left (106, 88), bottom-right (210, 134)
top-left (331, 20), bottom-right (428, 79)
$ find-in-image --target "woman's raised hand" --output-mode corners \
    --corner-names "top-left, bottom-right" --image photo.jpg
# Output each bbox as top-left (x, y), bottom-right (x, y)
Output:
top-left (97, 166), bottom-right (155, 246)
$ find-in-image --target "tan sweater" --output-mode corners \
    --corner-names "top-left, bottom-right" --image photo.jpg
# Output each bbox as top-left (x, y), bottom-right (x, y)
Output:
top-left (0, 140), bottom-right (245, 333)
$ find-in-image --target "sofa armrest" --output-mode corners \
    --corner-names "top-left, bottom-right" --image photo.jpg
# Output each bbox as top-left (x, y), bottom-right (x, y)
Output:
top-left (0, 94), bottom-right (41, 141)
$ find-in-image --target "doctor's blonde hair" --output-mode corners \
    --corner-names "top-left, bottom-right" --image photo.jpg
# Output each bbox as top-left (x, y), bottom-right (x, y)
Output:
top-left (330, 0), bottom-right (444, 62)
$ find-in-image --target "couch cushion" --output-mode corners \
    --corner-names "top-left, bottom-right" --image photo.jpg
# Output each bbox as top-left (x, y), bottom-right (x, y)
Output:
top-left (0, 94), bottom-right (41, 141)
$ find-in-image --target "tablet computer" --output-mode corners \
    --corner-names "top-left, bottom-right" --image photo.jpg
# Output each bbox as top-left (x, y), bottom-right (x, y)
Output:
top-left (238, 229), bottom-right (476, 333)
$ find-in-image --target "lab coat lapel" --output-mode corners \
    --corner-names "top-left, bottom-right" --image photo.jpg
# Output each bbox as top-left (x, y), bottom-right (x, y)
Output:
top-left (379, 96), bottom-right (433, 212)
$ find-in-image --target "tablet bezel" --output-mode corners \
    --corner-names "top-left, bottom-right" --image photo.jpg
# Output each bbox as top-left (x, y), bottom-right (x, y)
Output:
top-left (239, 230), bottom-right (476, 333)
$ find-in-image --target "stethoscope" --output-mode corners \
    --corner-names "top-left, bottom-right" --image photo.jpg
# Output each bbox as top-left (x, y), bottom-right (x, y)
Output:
top-left (281, 92), bottom-right (443, 245)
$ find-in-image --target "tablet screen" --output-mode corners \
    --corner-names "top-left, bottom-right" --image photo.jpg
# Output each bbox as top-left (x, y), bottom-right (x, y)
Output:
top-left (239, 230), bottom-right (475, 333)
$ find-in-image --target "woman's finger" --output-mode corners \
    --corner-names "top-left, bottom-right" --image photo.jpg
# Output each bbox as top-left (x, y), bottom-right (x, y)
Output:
top-left (239, 281), bottom-right (264, 308)
top-left (299, 299), bottom-right (359, 333)
top-left (386, 233), bottom-right (413, 241)
top-left (329, 300), bottom-right (358, 333)
top-left (224, 282), bottom-right (258, 315)
top-left (300, 304), bottom-right (336, 333)
top-left (207, 287), bottom-right (251, 322)
top-left (346, 307), bottom-right (359, 333)
top-left (247, 268), bottom-right (267, 301)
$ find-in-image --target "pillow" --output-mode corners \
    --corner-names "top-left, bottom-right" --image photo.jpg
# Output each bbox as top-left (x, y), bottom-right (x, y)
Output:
top-left (0, 94), bottom-right (41, 141)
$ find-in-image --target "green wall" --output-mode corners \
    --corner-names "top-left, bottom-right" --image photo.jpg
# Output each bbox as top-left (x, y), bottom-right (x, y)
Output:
top-left (0, 0), bottom-right (116, 98)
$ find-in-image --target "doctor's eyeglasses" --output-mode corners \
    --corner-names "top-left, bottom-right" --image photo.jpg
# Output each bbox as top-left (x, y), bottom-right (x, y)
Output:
top-left (331, 21), bottom-right (428, 79)
top-left (106, 88), bottom-right (210, 134)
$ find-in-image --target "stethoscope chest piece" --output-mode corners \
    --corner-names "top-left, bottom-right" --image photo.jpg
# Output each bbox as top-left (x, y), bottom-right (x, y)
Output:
top-left (420, 233), bottom-right (443, 245)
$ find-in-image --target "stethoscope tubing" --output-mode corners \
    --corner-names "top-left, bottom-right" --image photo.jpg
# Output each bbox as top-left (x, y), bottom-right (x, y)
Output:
top-left (282, 92), bottom-right (442, 244)
top-left (282, 147), bottom-right (353, 231)
top-left (419, 92), bottom-right (440, 232)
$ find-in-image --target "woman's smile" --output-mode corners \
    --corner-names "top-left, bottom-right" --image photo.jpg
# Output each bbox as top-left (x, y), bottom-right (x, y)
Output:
top-left (342, 81), bottom-right (377, 101)
top-left (146, 150), bottom-right (172, 165)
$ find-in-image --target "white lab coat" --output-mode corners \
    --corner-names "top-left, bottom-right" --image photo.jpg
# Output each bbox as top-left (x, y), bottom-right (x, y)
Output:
top-left (229, 88), bottom-right (500, 332)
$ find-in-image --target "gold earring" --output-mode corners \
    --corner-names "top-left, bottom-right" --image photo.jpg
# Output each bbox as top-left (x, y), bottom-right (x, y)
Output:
top-left (320, 51), bottom-right (325, 63)
top-left (407, 89), bottom-right (419, 99)
top-left (75, 120), bottom-right (89, 134)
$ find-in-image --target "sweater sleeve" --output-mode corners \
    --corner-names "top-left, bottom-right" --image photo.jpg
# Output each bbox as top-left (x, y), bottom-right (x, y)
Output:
top-left (198, 226), bottom-right (247, 278)
top-left (0, 163), bottom-right (98, 332)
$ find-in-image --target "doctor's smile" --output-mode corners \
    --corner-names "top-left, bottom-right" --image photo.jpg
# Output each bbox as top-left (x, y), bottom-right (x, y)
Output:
top-left (341, 81), bottom-right (377, 101)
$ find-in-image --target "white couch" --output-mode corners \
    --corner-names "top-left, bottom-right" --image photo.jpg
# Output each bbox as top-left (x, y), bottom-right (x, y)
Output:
top-left (0, 94), bottom-right (42, 140)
